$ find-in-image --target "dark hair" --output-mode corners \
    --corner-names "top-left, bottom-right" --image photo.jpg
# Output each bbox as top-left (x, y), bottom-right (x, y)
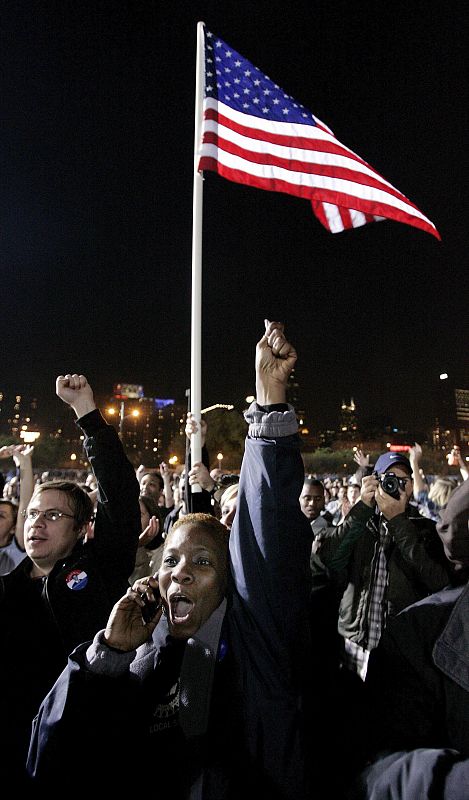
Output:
top-left (218, 474), bottom-right (240, 488)
top-left (0, 499), bottom-right (18, 524)
top-left (32, 481), bottom-right (94, 529)
top-left (303, 478), bottom-right (324, 490)
top-left (140, 472), bottom-right (164, 491)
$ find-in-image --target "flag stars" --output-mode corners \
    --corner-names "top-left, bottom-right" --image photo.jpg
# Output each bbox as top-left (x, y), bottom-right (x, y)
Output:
top-left (254, 78), bottom-right (261, 86)
top-left (243, 102), bottom-right (249, 108)
top-left (282, 108), bottom-right (289, 114)
top-left (262, 107), bottom-right (269, 114)
top-left (215, 40), bottom-right (223, 47)
top-left (235, 60), bottom-right (241, 66)
top-left (225, 50), bottom-right (232, 57)
top-left (263, 88), bottom-right (271, 95)
top-left (253, 97), bottom-right (260, 104)
top-left (234, 78), bottom-right (240, 84)
top-left (273, 98), bottom-right (280, 104)
top-left (244, 69), bottom-right (251, 76)
top-left (243, 87), bottom-right (250, 94)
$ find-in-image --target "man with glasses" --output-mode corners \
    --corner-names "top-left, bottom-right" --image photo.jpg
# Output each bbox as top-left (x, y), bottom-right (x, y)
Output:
top-left (313, 451), bottom-right (451, 680)
top-left (0, 373), bottom-right (141, 785)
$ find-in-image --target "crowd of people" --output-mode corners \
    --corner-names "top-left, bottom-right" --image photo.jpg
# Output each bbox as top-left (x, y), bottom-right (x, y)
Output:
top-left (1, 322), bottom-right (468, 798)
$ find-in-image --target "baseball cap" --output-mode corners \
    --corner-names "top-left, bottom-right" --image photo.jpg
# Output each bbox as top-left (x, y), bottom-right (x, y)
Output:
top-left (374, 452), bottom-right (412, 475)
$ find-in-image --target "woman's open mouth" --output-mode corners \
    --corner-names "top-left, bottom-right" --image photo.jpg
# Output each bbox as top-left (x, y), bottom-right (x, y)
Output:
top-left (169, 594), bottom-right (194, 624)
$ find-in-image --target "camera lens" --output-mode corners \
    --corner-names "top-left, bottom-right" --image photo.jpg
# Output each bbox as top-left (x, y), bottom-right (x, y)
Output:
top-left (381, 474), bottom-right (400, 499)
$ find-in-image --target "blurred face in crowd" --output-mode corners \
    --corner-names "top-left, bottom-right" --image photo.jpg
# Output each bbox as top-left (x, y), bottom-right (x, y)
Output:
top-left (346, 485), bottom-right (361, 506)
top-left (300, 483), bottom-right (325, 521)
top-left (140, 473), bottom-right (163, 500)
top-left (159, 520), bottom-right (228, 639)
top-left (24, 489), bottom-right (83, 576)
top-left (0, 501), bottom-right (16, 547)
top-left (220, 496), bottom-right (237, 531)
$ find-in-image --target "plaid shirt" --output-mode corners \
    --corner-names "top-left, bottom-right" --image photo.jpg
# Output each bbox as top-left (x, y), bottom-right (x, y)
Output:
top-left (344, 517), bottom-right (391, 679)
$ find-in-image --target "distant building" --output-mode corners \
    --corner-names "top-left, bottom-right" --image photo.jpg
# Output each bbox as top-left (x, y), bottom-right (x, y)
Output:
top-left (433, 376), bottom-right (469, 449)
top-left (0, 390), bottom-right (38, 438)
top-left (287, 370), bottom-right (315, 449)
top-left (338, 397), bottom-right (359, 441)
top-left (108, 383), bottom-right (186, 466)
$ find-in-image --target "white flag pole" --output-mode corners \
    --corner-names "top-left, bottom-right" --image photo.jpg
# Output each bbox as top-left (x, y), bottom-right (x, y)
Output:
top-left (189, 21), bottom-right (206, 492)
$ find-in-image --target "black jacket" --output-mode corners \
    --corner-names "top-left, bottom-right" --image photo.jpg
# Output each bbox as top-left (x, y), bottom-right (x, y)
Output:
top-left (0, 409), bottom-right (141, 783)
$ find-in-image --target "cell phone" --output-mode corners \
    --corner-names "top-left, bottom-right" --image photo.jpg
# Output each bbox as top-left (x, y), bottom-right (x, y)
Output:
top-left (140, 574), bottom-right (161, 623)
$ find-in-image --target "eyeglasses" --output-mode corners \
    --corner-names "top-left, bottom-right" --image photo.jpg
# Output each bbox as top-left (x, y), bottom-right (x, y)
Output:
top-left (21, 509), bottom-right (76, 522)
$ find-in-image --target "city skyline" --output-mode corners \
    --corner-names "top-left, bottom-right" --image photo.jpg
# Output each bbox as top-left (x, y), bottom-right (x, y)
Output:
top-left (2, 371), bottom-right (467, 446)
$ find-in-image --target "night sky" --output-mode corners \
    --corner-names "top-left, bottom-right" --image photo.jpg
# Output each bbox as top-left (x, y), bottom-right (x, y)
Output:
top-left (2, 0), bottom-right (468, 433)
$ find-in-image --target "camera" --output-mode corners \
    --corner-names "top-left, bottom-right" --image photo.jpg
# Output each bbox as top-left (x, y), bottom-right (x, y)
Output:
top-left (374, 472), bottom-right (407, 500)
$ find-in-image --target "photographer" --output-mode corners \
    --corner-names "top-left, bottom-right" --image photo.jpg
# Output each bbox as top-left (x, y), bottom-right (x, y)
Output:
top-left (313, 451), bottom-right (451, 679)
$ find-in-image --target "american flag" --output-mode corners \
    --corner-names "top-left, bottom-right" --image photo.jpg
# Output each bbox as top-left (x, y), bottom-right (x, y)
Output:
top-left (198, 29), bottom-right (440, 240)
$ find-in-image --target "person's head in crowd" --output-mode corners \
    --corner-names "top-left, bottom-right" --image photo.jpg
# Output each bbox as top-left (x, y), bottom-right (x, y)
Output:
top-left (159, 512), bottom-right (230, 638)
top-left (140, 471), bottom-right (163, 501)
top-left (346, 483), bottom-right (361, 507)
top-left (23, 481), bottom-right (94, 576)
top-left (373, 451), bottom-right (414, 505)
top-left (300, 478), bottom-right (326, 522)
top-left (436, 479), bottom-right (469, 573)
top-left (428, 477), bottom-right (457, 510)
top-left (219, 482), bottom-right (239, 531)
top-left (0, 499), bottom-right (18, 547)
